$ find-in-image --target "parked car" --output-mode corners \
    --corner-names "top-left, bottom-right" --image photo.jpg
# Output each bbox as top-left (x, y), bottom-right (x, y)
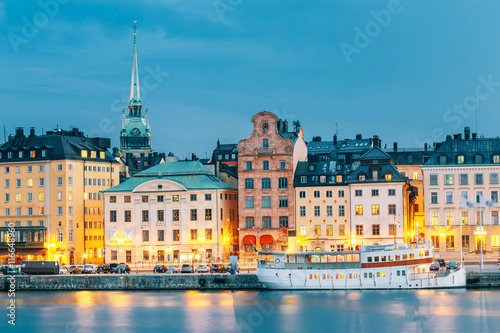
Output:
top-left (226, 264), bottom-right (240, 273)
top-left (167, 265), bottom-right (177, 274)
top-left (447, 261), bottom-right (459, 270)
top-left (97, 264), bottom-right (109, 274)
top-left (115, 264), bottom-right (131, 274)
top-left (197, 265), bottom-right (210, 273)
top-left (21, 261), bottom-right (60, 275)
top-left (108, 263), bottom-right (119, 274)
top-left (153, 265), bottom-right (167, 273)
top-left (430, 261), bottom-right (440, 271)
top-left (437, 259), bottom-right (446, 267)
top-left (181, 264), bottom-right (193, 273)
top-left (82, 264), bottom-right (97, 274)
top-left (2, 266), bottom-right (22, 275)
top-left (210, 264), bottom-right (226, 273)
top-left (59, 265), bottom-right (69, 274)
top-left (69, 265), bottom-right (83, 274)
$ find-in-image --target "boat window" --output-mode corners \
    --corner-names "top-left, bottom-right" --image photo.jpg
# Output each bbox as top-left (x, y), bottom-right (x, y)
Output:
top-left (402, 270), bottom-right (406, 276)
top-left (381, 256), bottom-right (387, 262)
top-left (327, 274), bottom-right (331, 279)
top-left (322, 274), bottom-right (326, 280)
top-left (309, 274), bottom-right (313, 279)
top-left (369, 273), bottom-right (373, 278)
top-left (381, 272), bottom-right (386, 277)
top-left (354, 273), bottom-right (358, 279)
top-left (349, 273), bottom-right (353, 279)
top-left (364, 272), bottom-right (368, 278)
top-left (410, 253), bottom-right (415, 259)
top-left (395, 255), bottom-right (401, 260)
top-left (374, 256), bottom-right (380, 262)
top-left (403, 254), bottom-right (408, 260)
top-left (376, 272), bottom-right (380, 278)
top-left (425, 250), bottom-right (429, 256)
top-left (419, 251), bottom-right (425, 257)
top-left (397, 270), bottom-right (400, 276)
top-left (340, 273), bottom-right (344, 279)
top-left (367, 257), bottom-right (372, 262)
top-left (335, 274), bottom-right (339, 279)
top-left (314, 274), bottom-right (318, 280)
top-left (389, 255), bottom-right (394, 261)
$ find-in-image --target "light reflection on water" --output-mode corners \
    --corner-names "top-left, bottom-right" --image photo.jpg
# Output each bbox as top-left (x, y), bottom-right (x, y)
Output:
top-left (1, 289), bottom-right (499, 333)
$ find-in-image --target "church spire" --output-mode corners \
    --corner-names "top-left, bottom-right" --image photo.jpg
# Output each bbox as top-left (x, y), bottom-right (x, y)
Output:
top-left (129, 20), bottom-right (141, 110)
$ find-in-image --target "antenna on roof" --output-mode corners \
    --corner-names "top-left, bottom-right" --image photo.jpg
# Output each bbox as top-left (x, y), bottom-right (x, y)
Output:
top-left (335, 123), bottom-right (338, 137)
top-left (3, 125), bottom-right (5, 143)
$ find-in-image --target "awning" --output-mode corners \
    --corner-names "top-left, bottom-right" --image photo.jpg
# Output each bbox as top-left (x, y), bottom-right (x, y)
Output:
top-left (260, 235), bottom-right (274, 245)
top-left (242, 235), bottom-right (257, 245)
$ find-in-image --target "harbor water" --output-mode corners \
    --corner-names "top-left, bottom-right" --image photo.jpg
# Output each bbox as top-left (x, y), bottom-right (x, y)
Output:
top-left (1, 289), bottom-right (499, 333)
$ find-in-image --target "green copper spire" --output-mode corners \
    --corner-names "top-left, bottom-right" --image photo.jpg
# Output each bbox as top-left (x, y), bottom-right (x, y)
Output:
top-left (129, 20), bottom-right (141, 111)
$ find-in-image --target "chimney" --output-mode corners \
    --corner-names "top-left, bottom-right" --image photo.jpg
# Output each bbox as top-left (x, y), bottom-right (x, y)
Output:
top-left (453, 134), bottom-right (459, 140)
top-left (464, 127), bottom-right (470, 140)
top-left (29, 127), bottom-right (36, 138)
top-left (393, 142), bottom-right (398, 152)
top-left (356, 134), bottom-right (362, 140)
top-left (372, 135), bottom-right (381, 148)
top-left (424, 143), bottom-right (428, 151)
top-left (72, 127), bottom-right (79, 136)
top-left (15, 127), bottom-right (25, 139)
top-left (446, 135), bottom-right (452, 140)
top-left (472, 133), bottom-right (477, 140)
top-left (333, 134), bottom-right (338, 145)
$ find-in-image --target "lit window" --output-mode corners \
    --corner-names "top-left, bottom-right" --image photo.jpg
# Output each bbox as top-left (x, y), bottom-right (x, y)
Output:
top-left (27, 178), bottom-right (33, 187)
top-left (412, 172), bottom-right (418, 180)
top-left (81, 150), bottom-right (88, 158)
top-left (100, 152), bottom-right (105, 159)
top-left (355, 205), bottom-right (363, 215)
top-left (385, 174), bottom-right (392, 181)
top-left (90, 151), bottom-right (96, 158)
top-left (371, 204), bottom-right (380, 215)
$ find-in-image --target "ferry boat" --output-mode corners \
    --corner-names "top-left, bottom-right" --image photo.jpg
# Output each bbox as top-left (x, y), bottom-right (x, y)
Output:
top-left (257, 241), bottom-right (466, 289)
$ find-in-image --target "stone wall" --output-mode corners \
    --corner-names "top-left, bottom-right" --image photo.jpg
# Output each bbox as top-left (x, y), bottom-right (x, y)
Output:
top-left (1, 274), bottom-right (263, 291)
top-left (466, 271), bottom-right (500, 288)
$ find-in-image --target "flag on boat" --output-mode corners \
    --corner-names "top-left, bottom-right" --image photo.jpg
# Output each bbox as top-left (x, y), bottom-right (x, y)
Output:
top-left (460, 197), bottom-right (475, 209)
top-left (479, 195), bottom-right (495, 208)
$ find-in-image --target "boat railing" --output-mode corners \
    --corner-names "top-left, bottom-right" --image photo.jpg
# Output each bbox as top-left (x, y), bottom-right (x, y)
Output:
top-left (409, 270), bottom-right (450, 281)
top-left (258, 260), bottom-right (361, 270)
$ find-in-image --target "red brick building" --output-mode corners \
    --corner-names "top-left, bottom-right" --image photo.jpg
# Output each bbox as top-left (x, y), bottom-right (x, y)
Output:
top-left (237, 111), bottom-right (307, 258)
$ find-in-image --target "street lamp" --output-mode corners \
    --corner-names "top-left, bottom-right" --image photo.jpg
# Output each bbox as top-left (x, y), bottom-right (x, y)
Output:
top-left (83, 253), bottom-right (87, 265)
top-left (198, 236), bottom-right (205, 263)
top-left (474, 227), bottom-right (486, 271)
top-left (393, 221), bottom-right (398, 245)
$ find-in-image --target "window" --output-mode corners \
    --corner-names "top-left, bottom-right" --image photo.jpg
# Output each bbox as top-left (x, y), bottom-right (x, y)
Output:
top-left (476, 191), bottom-right (483, 204)
top-left (191, 229), bottom-right (198, 241)
top-left (371, 204), bottom-right (380, 215)
top-left (142, 210), bottom-right (149, 222)
top-left (190, 194), bottom-right (197, 201)
top-left (462, 235), bottom-right (470, 248)
top-left (389, 224), bottom-right (396, 236)
top-left (57, 206), bottom-right (63, 215)
top-left (246, 161), bottom-right (252, 171)
top-left (279, 161), bottom-right (286, 170)
top-left (173, 230), bottom-right (180, 242)
top-left (262, 196), bottom-right (271, 208)
top-left (142, 230), bottom-right (150, 242)
top-left (27, 192), bottom-right (33, 202)
top-left (278, 178), bottom-right (288, 189)
top-left (205, 194), bottom-right (212, 201)
top-left (124, 210), bottom-right (131, 222)
top-left (372, 224), bottom-right (380, 236)
top-left (445, 174), bottom-right (454, 185)
top-left (439, 155), bottom-right (448, 164)
top-left (57, 164), bottom-right (63, 171)
top-left (27, 178), bottom-right (33, 187)
top-left (320, 176), bottom-right (326, 183)
top-left (205, 209), bottom-right (212, 220)
top-left (327, 225), bottom-right (333, 236)
top-left (492, 235), bottom-right (500, 247)
top-left (300, 225), bottom-right (307, 237)
top-left (446, 211), bottom-right (454, 225)
top-left (339, 224), bottom-right (345, 236)
top-left (314, 225), bottom-right (321, 236)
top-left (326, 190), bottom-right (332, 198)
top-left (314, 205), bottom-right (321, 217)
top-left (445, 191), bottom-right (453, 204)
top-left (336, 175), bottom-right (342, 183)
top-left (173, 209), bottom-right (180, 221)
top-left (109, 196), bottom-right (116, 203)
top-left (261, 178), bottom-right (271, 189)
top-left (430, 174), bottom-right (438, 185)
top-left (56, 177), bottom-right (63, 186)
top-left (338, 190), bottom-right (345, 198)
top-left (355, 205), bottom-right (363, 215)
top-left (359, 174), bottom-right (366, 181)
top-left (157, 195), bottom-right (164, 202)
top-left (431, 192), bottom-right (438, 204)
top-left (38, 177), bottom-right (44, 186)
top-left (245, 196), bottom-right (254, 208)
top-left (300, 176), bottom-right (307, 184)
top-left (299, 206), bottom-right (306, 217)
top-left (16, 179), bottom-right (21, 187)
top-left (142, 196), bottom-right (148, 203)
top-left (462, 211), bottom-right (468, 225)
top-left (16, 193), bottom-right (22, 202)
top-left (446, 235), bottom-right (455, 248)
top-left (460, 174), bottom-right (468, 185)
top-left (388, 189), bottom-right (396, 196)
top-left (57, 229), bottom-right (63, 243)
top-left (263, 161), bottom-right (269, 170)
top-left (338, 205), bottom-right (345, 217)
top-left (279, 216), bottom-right (289, 228)
top-left (4, 179), bottom-right (9, 188)
top-left (491, 173), bottom-right (499, 185)
top-left (124, 196), bottom-right (131, 203)
top-left (299, 191), bottom-right (306, 198)
top-left (313, 190), bottom-right (320, 198)
top-left (385, 173), bottom-right (392, 181)
top-left (262, 216), bottom-right (272, 229)
top-left (278, 196), bottom-right (288, 208)
top-left (492, 211), bottom-right (498, 225)
top-left (372, 189), bottom-right (379, 196)
top-left (355, 190), bottom-right (362, 197)
top-left (4, 193), bottom-right (9, 202)
top-left (157, 210), bottom-right (165, 221)
top-left (475, 173), bottom-right (484, 185)
top-left (356, 225), bottom-right (363, 236)
top-left (326, 205), bottom-right (333, 217)
top-left (388, 204), bottom-right (396, 215)
top-left (474, 154), bottom-right (484, 164)
top-left (245, 217), bottom-right (255, 229)
top-left (244, 178), bottom-right (254, 190)
top-left (412, 172), bottom-right (418, 180)
top-left (431, 212), bottom-right (439, 226)
top-left (190, 209), bottom-right (197, 221)
top-left (172, 195), bottom-right (179, 202)
top-left (206, 229), bottom-right (212, 240)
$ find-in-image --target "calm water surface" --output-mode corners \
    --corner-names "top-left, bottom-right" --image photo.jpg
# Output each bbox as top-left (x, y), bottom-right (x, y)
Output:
top-left (1, 289), bottom-right (499, 333)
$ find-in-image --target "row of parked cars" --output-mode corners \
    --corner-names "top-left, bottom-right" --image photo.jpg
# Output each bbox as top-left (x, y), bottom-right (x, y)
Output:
top-left (66, 263), bottom-right (131, 274)
top-left (153, 263), bottom-right (240, 274)
top-left (430, 259), bottom-right (459, 271)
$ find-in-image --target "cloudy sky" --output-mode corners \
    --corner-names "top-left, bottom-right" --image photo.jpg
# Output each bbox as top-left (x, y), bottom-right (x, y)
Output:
top-left (2, 0), bottom-right (500, 159)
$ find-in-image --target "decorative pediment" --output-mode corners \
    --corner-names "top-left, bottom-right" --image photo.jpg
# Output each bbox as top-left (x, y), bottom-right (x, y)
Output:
top-left (132, 179), bottom-right (187, 192)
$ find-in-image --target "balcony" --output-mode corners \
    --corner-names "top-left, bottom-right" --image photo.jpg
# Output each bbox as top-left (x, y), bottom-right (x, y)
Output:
top-left (255, 146), bottom-right (275, 155)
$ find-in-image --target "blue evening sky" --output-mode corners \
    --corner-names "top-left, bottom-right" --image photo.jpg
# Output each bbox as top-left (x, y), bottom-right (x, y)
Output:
top-left (2, 0), bottom-right (500, 159)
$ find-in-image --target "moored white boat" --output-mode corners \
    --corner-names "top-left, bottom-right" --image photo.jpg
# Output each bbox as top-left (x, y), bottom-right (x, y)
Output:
top-left (257, 241), bottom-right (466, 290)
